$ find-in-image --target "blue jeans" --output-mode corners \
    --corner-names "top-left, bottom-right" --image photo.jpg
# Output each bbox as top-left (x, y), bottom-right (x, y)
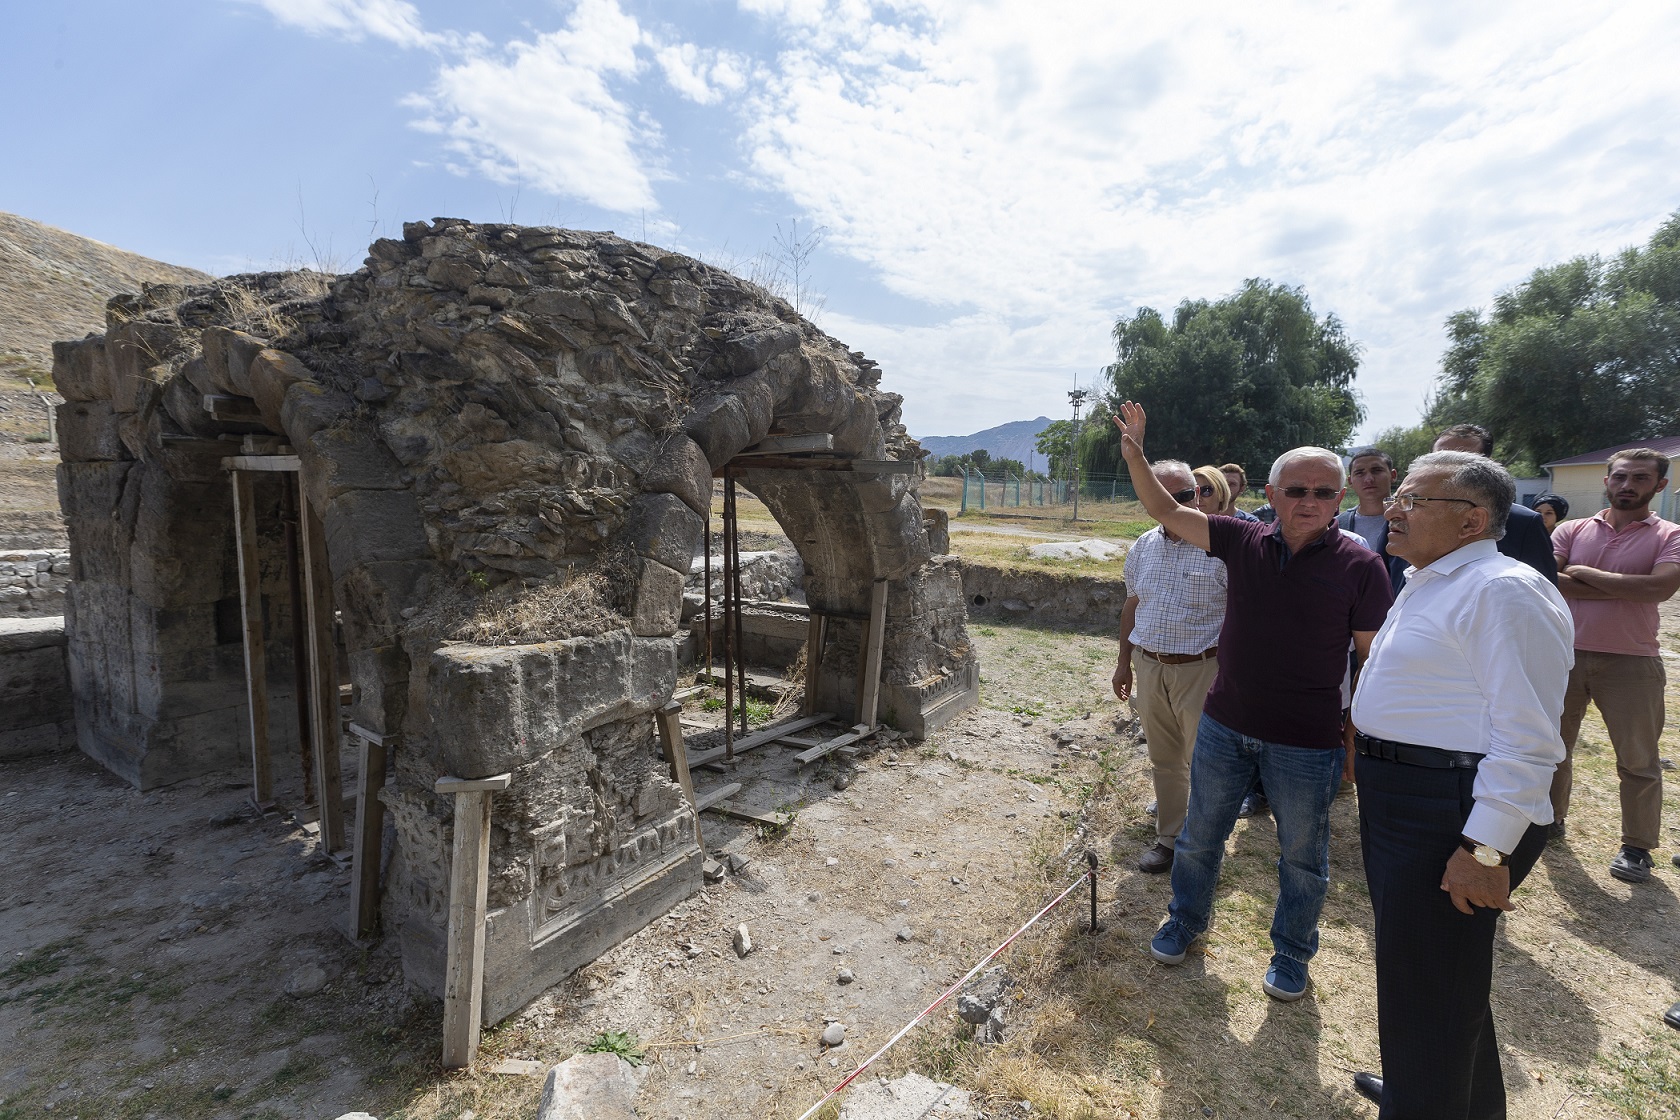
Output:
top-left (1167, 713), bottom-right (1344, 963)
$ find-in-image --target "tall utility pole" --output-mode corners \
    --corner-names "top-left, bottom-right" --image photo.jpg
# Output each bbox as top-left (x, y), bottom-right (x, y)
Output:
top-left (1068, 384), bottom-right (1091, 523)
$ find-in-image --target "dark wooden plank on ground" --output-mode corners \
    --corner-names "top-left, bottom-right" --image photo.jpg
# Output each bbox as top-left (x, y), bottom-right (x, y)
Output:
top-left (686, 713), bottom-right (835, 768)
top-left (795, 723), bottom-right (876, 765)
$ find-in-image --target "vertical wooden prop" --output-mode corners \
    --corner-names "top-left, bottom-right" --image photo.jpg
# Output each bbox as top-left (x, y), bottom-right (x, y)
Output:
top-left (656, 702), bottom-right (703, 846)
top-left (436, 773), bottom-right (512, 1070)
top-left (280, 477), bottom-right (315, 797)
top-left (855, 578), bottom-right (888, 728)
top-left (230, 471), bottom-right (273, 806)
top-left (299, 495), bottom-right (345, 854)
top-left (721, 476), bottom-right (737, 761)
top-left (348, 723), bottom-right (391, 938)
top-left (802, 611), bottom-right (827, 718)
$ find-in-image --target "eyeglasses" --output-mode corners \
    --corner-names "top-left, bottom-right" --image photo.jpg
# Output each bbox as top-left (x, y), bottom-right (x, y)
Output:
top-left (1169, 487), bottom-right (1197, 503)
top-left (1278, 486), bottom-right (1341, 501)
top-left (1385, 493), bottom-right (1479, 512)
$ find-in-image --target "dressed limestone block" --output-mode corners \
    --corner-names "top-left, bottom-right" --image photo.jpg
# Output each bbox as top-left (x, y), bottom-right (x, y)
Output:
top-left (723, 323), bottom-right (802, 376)
top-left (106, 320), bottom-right (186, 414)
top-left (616, 493), bottom-right (704, 573)
top-left (200, 326), bottom-right (269, 397)
top-left (248, 349), bottom-right (313, 433)
top-left (321, 489), bottom-right (432, 584)
top-left (682, 393), bottom-right (752, 468)
top-left (51, 337), bottom-right (112, 402)
top-left (334, 558), bottom-right (437, 649)
top-left (301, 427), bottom-right (408, 517)
top-left (129, 470), bottom-right (233, 608)
top-left (58, 461), bottom-right (137, 585)
top-left (348, 643), bottom-right (410, 734)
top-left (424, 631), bottom-right (675, 776)
top-left (0, 619), bottom-right (73, 735)
top-left (630, 558), bottom-right (685, 637)
top-left (57, 400), bottom-right (129, 463)
top-left (637, 435), bottom-right (711, 517)
top-left (279, 380), bottom-right (353, 449)
top-left (160, 366), bottom-right (225, 440)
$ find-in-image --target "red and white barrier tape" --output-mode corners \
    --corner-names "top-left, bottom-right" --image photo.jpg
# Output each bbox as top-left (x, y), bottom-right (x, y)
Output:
top-left (793, 868), bottom-right (1095, 1120)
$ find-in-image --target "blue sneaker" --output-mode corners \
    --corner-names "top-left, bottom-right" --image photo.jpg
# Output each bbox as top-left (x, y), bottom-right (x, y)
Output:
top-left (1150, 918), bottom-right (1196, 965)
top-left (1262, 954), bottom-right (1310, 1001)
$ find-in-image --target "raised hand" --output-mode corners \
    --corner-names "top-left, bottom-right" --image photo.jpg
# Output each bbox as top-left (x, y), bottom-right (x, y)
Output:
top-left (1112, 400), bottom-right (1148, 462)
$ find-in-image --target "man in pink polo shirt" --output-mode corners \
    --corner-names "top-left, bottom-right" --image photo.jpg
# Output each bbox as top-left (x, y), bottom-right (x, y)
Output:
top-left (1552, 448), bottom-right (1680, 883)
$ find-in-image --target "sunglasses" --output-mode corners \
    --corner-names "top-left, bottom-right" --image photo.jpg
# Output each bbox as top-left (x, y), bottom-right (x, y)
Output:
top-left (1170, 485), bottom-right (1218, 503)
top-left (1278, 486), bottom-right (1341, 501)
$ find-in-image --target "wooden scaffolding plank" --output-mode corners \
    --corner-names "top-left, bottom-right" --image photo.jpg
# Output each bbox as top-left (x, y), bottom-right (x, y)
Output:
top-left (855, 578), bottom-right (888, 728)
top-left (685, 712), bottom-right (836, 769)
top-left (705, 802), bottom-right (797, 829)
top-left (694, 782), bottom-right (743, 811)
top-left (348, 726), bottom-right (391, 938)
top-left (299, 494), bottom-right (345, 855)
top-left (794, 723), bottom-right (875, 765)
top-left (230, 470), bottom-right (273, 806)
top-left (655, 703), bottom-right (702, 846)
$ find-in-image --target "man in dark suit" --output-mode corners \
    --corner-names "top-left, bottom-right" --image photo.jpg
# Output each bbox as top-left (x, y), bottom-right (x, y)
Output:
top-left (1432, 425), bottom-right (1558, 585)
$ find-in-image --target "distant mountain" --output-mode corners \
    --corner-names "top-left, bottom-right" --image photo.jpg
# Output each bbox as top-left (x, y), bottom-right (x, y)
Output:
top-left (0, 212), bottom-right (211, 381)
top-left (917, 417), bottom-right (1055, 467)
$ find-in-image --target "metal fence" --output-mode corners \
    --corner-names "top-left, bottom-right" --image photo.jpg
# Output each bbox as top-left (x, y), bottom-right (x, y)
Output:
top-left (957, 469), bottom-right (1142, 512)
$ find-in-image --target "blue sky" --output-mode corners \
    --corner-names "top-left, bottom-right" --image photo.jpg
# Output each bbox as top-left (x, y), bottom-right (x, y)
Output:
top-left (2, 1), bottom-right (1677, 443)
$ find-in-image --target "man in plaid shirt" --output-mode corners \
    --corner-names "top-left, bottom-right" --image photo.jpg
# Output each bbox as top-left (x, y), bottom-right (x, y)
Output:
top-left (1114, 460), bottom-right (1228, 873)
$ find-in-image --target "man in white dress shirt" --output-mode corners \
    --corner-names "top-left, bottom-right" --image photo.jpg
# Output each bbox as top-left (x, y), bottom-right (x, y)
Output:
top-left (1347, 450), bottom-right (1573, 1118)
top-left (1113, 460), bottom-right (1227, 873)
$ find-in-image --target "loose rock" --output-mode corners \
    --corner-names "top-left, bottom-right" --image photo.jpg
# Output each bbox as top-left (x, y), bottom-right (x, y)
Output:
top-left (536, 1053), bottom-right (640, 1120)
top-left (837, 968), bottom-right (855, 985)
top-left (821, 1021), bottom-right (846, 1047)
top-left (732, 924), bottom-right (753, 958)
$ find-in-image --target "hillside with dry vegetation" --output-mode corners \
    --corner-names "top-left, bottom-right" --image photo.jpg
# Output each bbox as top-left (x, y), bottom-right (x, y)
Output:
top-left (0, 211), bottom-right (210, 384)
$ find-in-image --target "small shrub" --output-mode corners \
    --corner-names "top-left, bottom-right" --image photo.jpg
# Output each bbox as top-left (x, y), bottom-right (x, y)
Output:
top-left (583, 1029), bottom-right (644, 1066)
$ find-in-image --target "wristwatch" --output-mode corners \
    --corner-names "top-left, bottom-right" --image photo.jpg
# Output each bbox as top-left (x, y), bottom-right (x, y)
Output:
top-left (1459, 837), bottom-right (1508, 867)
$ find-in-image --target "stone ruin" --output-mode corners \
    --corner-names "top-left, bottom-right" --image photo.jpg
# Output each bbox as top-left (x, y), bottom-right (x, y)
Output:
top-left (48, 218), bottom-right (978, 1026)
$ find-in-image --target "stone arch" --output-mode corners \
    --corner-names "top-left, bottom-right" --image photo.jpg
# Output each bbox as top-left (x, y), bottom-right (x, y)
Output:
top-left (53, 220), bottom-right (976, 1026)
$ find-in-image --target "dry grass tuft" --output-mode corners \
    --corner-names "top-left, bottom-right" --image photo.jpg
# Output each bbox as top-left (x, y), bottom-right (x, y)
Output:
top-left (407, 567), bottom-right (625, 647)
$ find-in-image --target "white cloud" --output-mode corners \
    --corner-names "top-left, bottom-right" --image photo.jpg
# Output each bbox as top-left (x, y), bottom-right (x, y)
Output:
top-left (243, 0), bottom-right (438, 49)
top-left (655, 43), bottom-right (750, 105)
top-left (731, 0), bottom-right (1680, 438)
top-left (406, 0), bottom-right (660, 214)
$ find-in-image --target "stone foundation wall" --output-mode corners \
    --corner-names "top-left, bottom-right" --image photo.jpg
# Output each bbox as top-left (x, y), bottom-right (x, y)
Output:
top-left (0, 549), bottom-right (70, 617)
top-left (959, 561), bottom-right (1127, 633)
top-left (0, 616), bottom-right (75, 759)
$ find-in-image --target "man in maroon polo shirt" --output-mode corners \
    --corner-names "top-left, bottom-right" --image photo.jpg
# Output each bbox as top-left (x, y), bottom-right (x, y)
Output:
top-left (1113, 402), bottom-right (1393, 1001)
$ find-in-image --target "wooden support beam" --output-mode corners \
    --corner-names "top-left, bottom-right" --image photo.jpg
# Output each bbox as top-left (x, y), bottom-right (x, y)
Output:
top-left (436, 772), bottom-right (512, 1070)
top-left (655, 703), bottom-right (702, 847)
top-left (685, 712), bottom-right (836, 769)
top-left (737, 433), bottom-right (835, 455)
top-left (849, 459), bottom-right (917, 475)
top-left (794, 723), bottom-right (876, 765)
top-left (222, 454), bottom-right (301, 472)
top-left (694, 782), bottom-right (743, 811)
top-left (348, 724), bottom-right (393, 939)
top-left (802, 611), bottom-right (826, 717)
top-left (705, 802), bottom-right (796, 829)
top-left (855, 578), bottom-right (888, 729)
top-left (203, 394), bottom-right (266, 423)
top-left (300, 495), bottom-right (345, 855)
top-left (230, 470), bottom-right (272, 806)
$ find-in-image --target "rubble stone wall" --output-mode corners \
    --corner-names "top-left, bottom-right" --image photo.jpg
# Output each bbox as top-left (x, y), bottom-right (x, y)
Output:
top-left (0, 549), bottom-right (70, 617)
top-left (51, 219), bottom-right (976, 1026)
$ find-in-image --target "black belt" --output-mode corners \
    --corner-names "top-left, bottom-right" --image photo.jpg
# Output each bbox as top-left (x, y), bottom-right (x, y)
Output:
top-left (1138, 646), bottom-right (1218, 665)
top-left (1354, 732), bottom-right (1481, 770)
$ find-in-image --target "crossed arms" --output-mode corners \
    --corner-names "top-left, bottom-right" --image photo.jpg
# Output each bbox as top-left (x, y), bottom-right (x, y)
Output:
top-left (1556, 559), bottom-right (1680, 602)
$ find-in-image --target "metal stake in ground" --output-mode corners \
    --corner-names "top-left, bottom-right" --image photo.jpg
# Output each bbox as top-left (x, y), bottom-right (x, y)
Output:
top-left (1085, 849), bottom-right (1101, 933)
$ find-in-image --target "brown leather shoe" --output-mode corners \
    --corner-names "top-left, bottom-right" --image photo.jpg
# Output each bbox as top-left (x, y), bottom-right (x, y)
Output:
top-left (1138, 843), bottom-right (1174, 874)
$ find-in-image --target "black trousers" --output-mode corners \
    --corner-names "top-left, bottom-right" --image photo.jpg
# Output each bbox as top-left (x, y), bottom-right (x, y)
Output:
top-left (1355, 752), bottom-right (1547, 1120)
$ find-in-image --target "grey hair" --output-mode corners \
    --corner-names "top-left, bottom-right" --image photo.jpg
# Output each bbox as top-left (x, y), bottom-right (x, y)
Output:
top-left (1407, 450), bottom-right (1515, 540)
top-left (1267, 447), bottom-right (1347, 488)
top-left (1152, 459), bottom-right (1194, 486)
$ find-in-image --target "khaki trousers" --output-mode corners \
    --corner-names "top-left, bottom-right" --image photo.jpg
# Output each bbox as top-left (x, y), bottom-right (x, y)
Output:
top-left (1134, 652), bottom-right (1220, 846)
top-left (1552, 650), bottom-right (1667, 851)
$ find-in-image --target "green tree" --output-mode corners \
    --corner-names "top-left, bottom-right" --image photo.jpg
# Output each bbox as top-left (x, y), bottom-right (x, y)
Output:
top-left (1089, 279), bottom-right (1364, 476)
top-left (1034, 420), bottom-right (1075, 478)
top-left (1370, 421), bottom-right (1437, 476)
top-left (1427, 210), bottom-right (1680, 466)
top-left (987, 457), bottom-right (1026, 479)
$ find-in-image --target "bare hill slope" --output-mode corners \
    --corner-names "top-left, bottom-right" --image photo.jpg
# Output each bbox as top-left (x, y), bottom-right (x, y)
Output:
top-left (0, 211), bottom-right (211, 381)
